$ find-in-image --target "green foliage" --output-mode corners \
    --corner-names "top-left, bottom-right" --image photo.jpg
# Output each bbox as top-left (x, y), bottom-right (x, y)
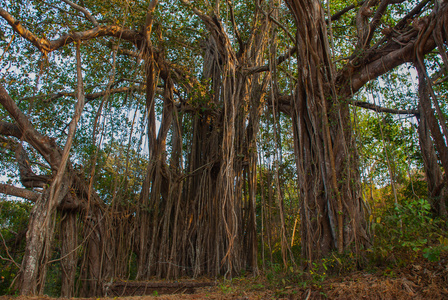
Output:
top-left (92, 141), bottom-right (147, 204)
top-left (44, 261), bottom-right (62, 297)
top-left (370, 194), bottom-right (447, 265)
top-left (308, 261), bottom-right (328, 286)
top-left (422, 246), bottom-right (442, 262)
top-left (265, 262), bottom-right (283, 284)
top-left (263, 252), bottom-right (358, 291)
top-left (0, 200), bottom-right (31, 294)
top-left (218, 282), bottom-right (234, 294)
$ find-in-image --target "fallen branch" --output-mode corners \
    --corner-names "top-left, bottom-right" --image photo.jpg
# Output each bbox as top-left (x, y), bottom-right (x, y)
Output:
top-left (105, 280), bottom-right (216, 297)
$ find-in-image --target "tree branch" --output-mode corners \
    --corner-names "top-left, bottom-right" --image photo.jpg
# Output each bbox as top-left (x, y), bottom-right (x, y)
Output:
top-left (47, 41), bottom-right (86, 208)
top-left (117, 47), bottom-right (140, 57)
top-left (19, 85), bottom-right (147, 104)
top-left (0, 183), bottom-right (40, 202)
top-left (364, 0), bottom-right (392, 48)
top-left (180, 0), bottom-right (236, 63)
top-left (348, 40), bottom-right (428, 94)
top-left (227, 0), bottom-right (244, 48)
top-left (0, 120), bottom-right (22, 138)
top-left (342, 0), bottom-right (445, 97)
top-left (394, 0), bottom-right (431, 30)
top-left (50, 26), bottom-right (143, 52)
top-left (0, 7), bottom-right (143, 54)
top-left (0, 84), bottom-right (63, 169)
top-left (432, 63), bottom-right (447, 84)
top-left (61, 0), bottom-right (99, 27)
top-left (245, 46), bottom-right (297, 75)
top-left (0, 7), bottom-right (52, 54)
top-left (15, 144), bottom-right (51, 188)
top-left (275, 94), bottom-right (418, 116)
top-left (330, 1), bottom-right (364, 22)
top-left (144, 0), bottom-right (159, 42)
top-left (352, 101), bottom-right (418, 115)
top-left (256, 1), bottom-right (295, 44)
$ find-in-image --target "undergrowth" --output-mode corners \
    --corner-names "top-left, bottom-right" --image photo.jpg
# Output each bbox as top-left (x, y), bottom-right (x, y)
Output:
top-left (258, 194), bottom-right (448, 290)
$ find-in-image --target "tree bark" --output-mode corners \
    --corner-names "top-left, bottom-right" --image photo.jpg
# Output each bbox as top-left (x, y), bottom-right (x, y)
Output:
top-left (60, 211), bottom-right (78, 298)
top-left (285, 0), bottom-right (369, 264)
top-left (19, 181), bottom-right (70, 295)
top-left (416, 63), bottom-right (448, 216)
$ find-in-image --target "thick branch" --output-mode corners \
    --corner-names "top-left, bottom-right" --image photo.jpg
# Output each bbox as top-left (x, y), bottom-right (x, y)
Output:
top-left (0, 183), bottom-right (40, 202)
top-left (394, 0), bottom-right (431, 30)
top-left (0, 88), bottom-right (98, 210)
top-left (0, 120), bottom-right (22, 138)
top-left (343, 0), bottom-right (439, 95)
top-left (0, 7), bottom-right (143, 54)
top-left (117, 47), bottom-right (140, 57)
top-left (15, 144), bottom-right (51, 188)
top-left (180, 0), bottom-right (236, 63)
top-left (144, 0), bottom-right (159, 42)
top-left (227, 0), bottom-right (243, 48)
top-left (364, 0), bottom-right (392, 47)
top-left (0, 84), bottom-right (62, 169)
top-left (49, 26), bottom-right (143, 52)
top-left (48, 41), bottom-right (86, 208)
top-left (0, 7), bottom-right (52, 54)
top-left (346, 29), bottom-right (436, 95)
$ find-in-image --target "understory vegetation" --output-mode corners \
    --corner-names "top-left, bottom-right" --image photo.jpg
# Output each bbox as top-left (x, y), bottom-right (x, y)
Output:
top-left (1, 182), bottom-right (447, 296)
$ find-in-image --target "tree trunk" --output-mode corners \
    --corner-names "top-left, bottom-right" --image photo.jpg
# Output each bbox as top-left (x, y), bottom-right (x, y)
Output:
top-left (20, 179), bottom-right (71, 295)
top-left (285, 0), bottom-right (369, 265)
top-left (416, 63), bottom-right (448, 217)
top-left (79, 207), bottom-right (110, 297)
top-left (417, 110), bottom-right (448, 216)
top-left (19, 190), bottom-right (51, 295)
top-left (133, 2), bottom-right (272, 278)
top-left (60, 211), bottom-right (78, 298)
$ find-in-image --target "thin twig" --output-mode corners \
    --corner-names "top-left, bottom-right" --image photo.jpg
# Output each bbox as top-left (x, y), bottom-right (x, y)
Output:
top-left (61, 0), bottom-right (99, 26)
top-left (0, 230), bottom-right (21, 269)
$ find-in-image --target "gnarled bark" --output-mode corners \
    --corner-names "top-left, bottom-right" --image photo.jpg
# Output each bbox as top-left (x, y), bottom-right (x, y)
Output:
top-left (60, 211), bottom-right (78, 298)
top-left (285, 0), bottom-right (369, 264)
top-left (416, 64), bottom-right (448, 217)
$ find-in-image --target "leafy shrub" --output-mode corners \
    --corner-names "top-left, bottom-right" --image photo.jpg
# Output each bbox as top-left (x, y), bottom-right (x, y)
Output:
top-left (0, 199), bottom-right (31, 294)
top-left (371, 197), bottom-right (446, 264)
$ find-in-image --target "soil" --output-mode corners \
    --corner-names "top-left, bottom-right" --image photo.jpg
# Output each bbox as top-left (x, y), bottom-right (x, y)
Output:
top-left (1, 253), bottom-right (447, 300)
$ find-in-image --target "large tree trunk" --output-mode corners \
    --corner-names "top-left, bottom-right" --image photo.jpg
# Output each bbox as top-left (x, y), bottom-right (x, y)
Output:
top-left (0, 83), bottom-right (70, 294)
top-left (133, 2), bottom-right (271, 278)
top-left (19, 189), bottom-right (53, 295)
top-left (416, 63), bottom-right (448, 217)
top-left (176, 8), bottom-right (270, 277)
top-left (417, 110), bottom-right (448, 216)
top-left (285, 0), bottom-right (369, 264)
top-left (0, 82), bottom-right (110, 296)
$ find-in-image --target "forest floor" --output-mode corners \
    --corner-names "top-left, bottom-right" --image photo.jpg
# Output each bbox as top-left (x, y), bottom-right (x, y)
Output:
top-left (1, 253), bottom-right (447, 300)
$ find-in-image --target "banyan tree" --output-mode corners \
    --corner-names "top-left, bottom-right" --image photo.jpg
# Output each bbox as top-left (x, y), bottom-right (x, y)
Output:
top-left (0, 0), bottom-right (447, 296)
